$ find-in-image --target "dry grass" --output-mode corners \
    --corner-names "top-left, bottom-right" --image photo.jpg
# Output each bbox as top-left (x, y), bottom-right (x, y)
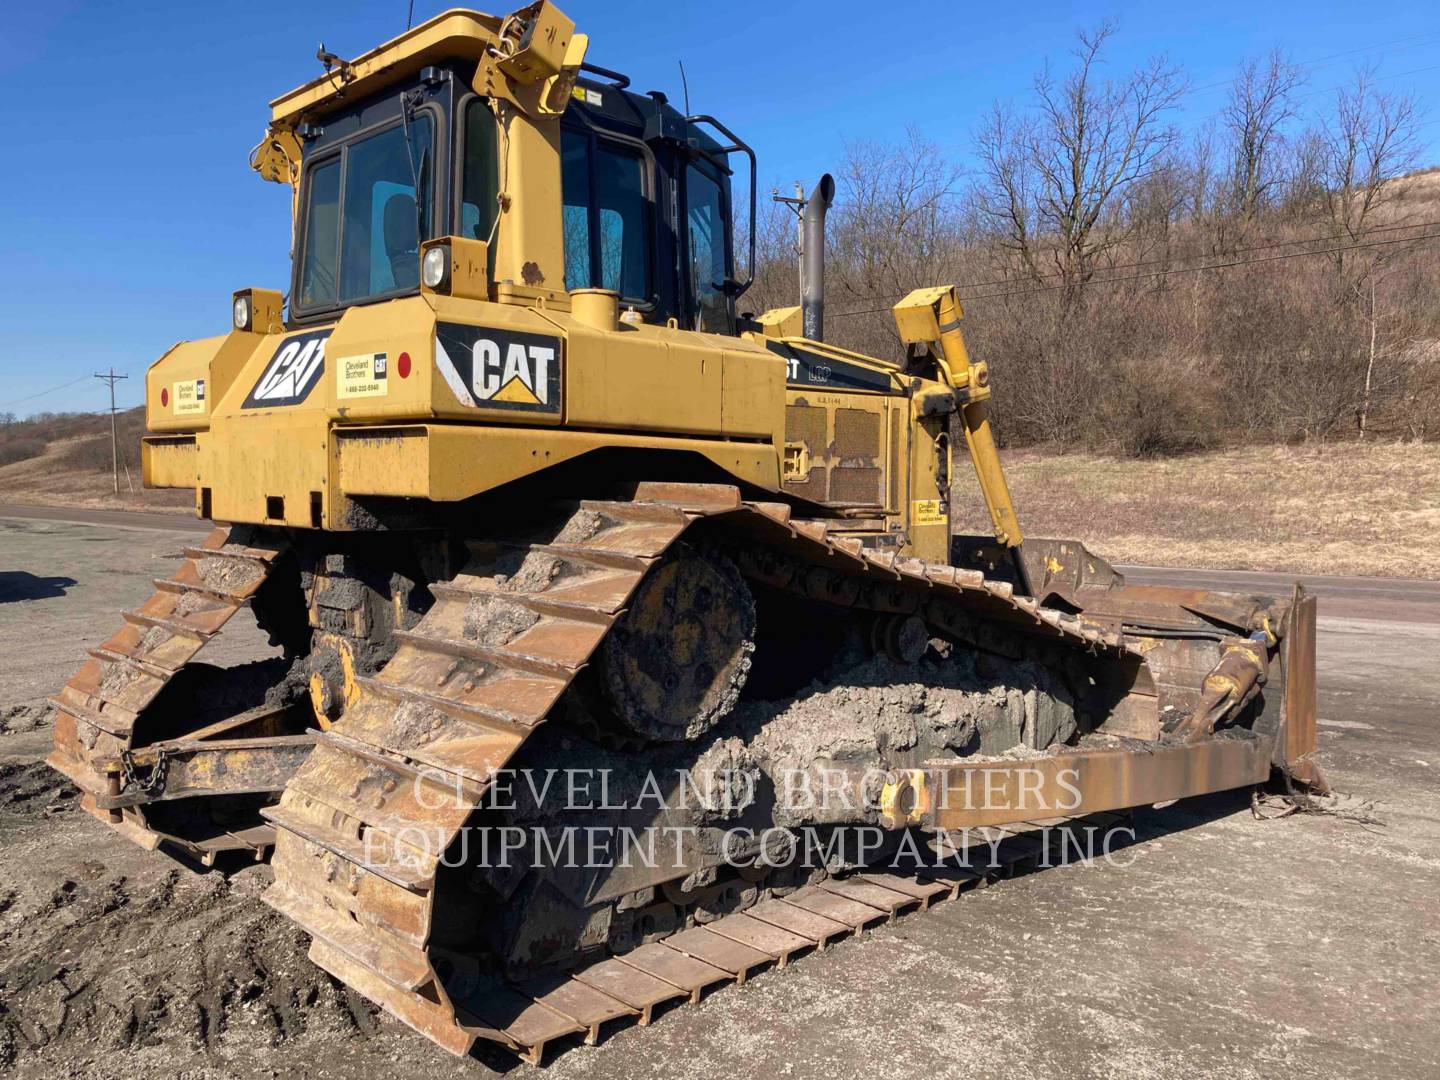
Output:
top-left (0, 437), bottom-right (191, 513)
top-left (958, 442), bottom-right (1440, 578)
top-left (0, 407), bottom-right (191, 512)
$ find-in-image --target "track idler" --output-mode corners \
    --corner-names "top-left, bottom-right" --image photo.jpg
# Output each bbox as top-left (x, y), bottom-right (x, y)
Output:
top-left (597, 546), bottom-right (756, 742)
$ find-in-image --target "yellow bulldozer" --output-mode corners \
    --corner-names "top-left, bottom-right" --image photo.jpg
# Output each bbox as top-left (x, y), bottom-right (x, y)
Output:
top-left (48, 3), bottom-right (1323, 1064)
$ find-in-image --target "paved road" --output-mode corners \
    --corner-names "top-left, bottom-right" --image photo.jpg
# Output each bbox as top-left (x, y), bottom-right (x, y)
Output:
top-left (0, 502), bottom-right (209, 534)
top-left (1117, 562), bottom-right (1440, 623)
top-left (3, 502), bottom-right (1435, 622)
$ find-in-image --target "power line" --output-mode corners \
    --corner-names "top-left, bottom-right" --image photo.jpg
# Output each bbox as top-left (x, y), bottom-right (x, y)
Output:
top-left (1292, 62), bottom-right (1440, 103)
top-left (953, 218), bottom-right (1440, 292)
top-left (962, 230), bottom-right (1440, 301)
top-left (825, 229), bottom-right (1440, 317)
top-left (0, 374), bottom-right (96, 410)
top-left (826, 218), bottom-right (1440, 315)
top-left (1185, 30), bottom-right (1440, 97)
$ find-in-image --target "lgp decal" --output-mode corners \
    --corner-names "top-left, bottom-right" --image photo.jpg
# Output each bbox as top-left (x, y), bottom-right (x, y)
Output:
top-left (241, 329), bottom-right (331, 409)
top-left (434, 323), bottom-right (562, 414)
top-left (767, 341), bottom-right (895, 394)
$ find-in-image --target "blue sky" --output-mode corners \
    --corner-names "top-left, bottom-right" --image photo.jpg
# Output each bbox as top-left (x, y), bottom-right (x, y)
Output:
top-left (1, 0), bottom-right (1436, 416)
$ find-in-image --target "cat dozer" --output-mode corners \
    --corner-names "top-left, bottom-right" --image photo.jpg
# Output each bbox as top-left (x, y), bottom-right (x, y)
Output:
top-left (49, 3), bottom-right (1324, 1064)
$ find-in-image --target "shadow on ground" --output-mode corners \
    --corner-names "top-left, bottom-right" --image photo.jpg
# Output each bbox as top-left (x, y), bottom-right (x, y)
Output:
top-left (0, 571), bottom-right (77, 603)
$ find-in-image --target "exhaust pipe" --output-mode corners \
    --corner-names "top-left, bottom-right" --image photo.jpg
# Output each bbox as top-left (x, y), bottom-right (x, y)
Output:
top-left (800, 173), bottom-right (835, 341)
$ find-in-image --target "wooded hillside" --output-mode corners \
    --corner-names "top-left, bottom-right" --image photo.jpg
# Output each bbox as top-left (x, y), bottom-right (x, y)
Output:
top-left (747, 26), bottom-right (1440, 454)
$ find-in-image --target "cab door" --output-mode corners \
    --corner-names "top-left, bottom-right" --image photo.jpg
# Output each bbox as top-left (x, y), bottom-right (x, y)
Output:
top-left (681, 160), bottom-right (735, 335)
top-left (558, 125), bottom-right (725, 435)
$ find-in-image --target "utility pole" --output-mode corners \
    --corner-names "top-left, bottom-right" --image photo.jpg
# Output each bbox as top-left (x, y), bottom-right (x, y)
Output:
top-left (93, 369), bottom-right (129, 496)
top-left (774, 181), bottom-right (809, 298)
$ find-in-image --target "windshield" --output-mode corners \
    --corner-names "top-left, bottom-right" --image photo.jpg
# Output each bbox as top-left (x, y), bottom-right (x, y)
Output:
top-left (298, 113), bottom-right (434, 312)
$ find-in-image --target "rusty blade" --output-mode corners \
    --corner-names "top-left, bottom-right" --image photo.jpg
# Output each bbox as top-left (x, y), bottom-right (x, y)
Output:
top-left (927, 736), bottom-right (1275, 829)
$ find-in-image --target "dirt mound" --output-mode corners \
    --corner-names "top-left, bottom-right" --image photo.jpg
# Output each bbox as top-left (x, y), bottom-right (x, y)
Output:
top-left (733, 643), bottom-right (1076, 759)
top-left (0, 762), bottom-right (75, 822)
top-left (0, 864), bottom-right (382, 1073)
top-left (0, 703), bottom-right (53, 736)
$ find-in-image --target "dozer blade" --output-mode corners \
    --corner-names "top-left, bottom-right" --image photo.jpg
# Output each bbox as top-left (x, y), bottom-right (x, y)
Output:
top-left (259, 482), bottom-right (1319, 1065)
top-left (46, 525), bottom-right (316, 862)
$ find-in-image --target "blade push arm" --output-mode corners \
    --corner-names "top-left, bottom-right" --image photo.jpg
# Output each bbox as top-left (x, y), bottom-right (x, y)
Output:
top-left (893, 285), bottom-right (1026, 552)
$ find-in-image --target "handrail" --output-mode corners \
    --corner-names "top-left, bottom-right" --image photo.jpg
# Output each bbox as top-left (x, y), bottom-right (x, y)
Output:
top-left (684, 114), bottom-right (757, 299)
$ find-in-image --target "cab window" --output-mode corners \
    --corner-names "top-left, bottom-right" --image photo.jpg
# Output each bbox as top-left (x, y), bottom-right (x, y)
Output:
top-left (300, 159), bottom-right (341, 307)
top-left (685, 164), bottom-right (731, 333)
top-left (560, 129), bottom-right (650, 301)
top-left (460, 99), bottom-right (499, 242)
top-left (297, 113), bottom-right (434, 312)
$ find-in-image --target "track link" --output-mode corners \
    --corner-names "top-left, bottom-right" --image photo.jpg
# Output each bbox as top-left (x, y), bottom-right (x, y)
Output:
top-left (262, 484), bottom-right (1140, 1060)
top-left (47, 526), bottom-right (309, 860)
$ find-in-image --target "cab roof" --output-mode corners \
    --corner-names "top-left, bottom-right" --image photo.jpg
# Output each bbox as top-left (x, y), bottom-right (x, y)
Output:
top-left (269, 8), bottom-right (503, 125)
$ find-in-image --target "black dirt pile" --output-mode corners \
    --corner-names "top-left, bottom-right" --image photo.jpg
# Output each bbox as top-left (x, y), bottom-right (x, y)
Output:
top-left (0, 864), bottom-right (385, 1075)
top-left (0, 761), bottom-right (75, 822)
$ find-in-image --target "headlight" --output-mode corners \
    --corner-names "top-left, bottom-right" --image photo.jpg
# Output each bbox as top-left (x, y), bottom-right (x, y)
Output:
top-left (233, 294), bottom-right (252, 331)
top-left (422, 245), bottom-right (451, 291)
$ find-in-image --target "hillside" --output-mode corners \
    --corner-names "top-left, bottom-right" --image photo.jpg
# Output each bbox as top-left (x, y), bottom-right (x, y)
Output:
top-left (0, 409), bottom-right (190, 512)
top-left (988, 441), bottom-right (1440, 579)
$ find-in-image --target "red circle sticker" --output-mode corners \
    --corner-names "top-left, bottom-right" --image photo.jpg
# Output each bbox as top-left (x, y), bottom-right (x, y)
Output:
top-left (160, 387), bottom-right (169, 407)
top-left (397, 351), bottom-right (412, 378)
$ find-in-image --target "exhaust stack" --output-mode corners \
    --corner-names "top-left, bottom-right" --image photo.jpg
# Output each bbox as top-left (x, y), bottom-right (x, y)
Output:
top-left (800, 173), bottom-right (835, 341)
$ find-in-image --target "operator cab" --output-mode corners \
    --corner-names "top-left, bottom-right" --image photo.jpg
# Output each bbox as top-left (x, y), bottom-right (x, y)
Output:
top-left (288, 61), bottom-right (752, 333)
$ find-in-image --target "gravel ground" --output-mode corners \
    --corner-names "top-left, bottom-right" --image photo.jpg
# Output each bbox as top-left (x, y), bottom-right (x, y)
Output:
top-left (1, 515), bottom-right (1437, 1079)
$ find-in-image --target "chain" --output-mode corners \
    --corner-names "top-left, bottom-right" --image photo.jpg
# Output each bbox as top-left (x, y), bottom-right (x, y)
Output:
top-left (118, 748), bottom-right (169, 795)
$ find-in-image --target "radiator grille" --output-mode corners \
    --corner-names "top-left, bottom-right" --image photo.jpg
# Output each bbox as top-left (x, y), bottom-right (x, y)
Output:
top-left (791, 466), bottom-right (828, 499)
top-left (834, 408), bottom-right (880, 460)
top-left (785, 404), bottom-right (828, 450)
top-left (829, 466), bottom-right (882, 505)
top-left (784, 404), bottom-right (829, 497)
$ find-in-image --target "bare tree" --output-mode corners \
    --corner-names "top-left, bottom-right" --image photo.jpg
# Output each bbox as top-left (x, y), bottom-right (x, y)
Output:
top-left (974, 103), bottom-right (1042, 280)
top-left (823, 130), bottom-right (964, 352)
top-left (739, 27), bottom-right (1440, 452)
top-left (1278, 127), bottom-right (1328, 221)
top-left (974, 21), bottom-right (1186, 298)
top-left (1120, 150), bottom-right (1190, 264)
top-left (1223, 50), bottom-right (1305, 230)
top-left (742, 184), bottom-right (802, 318)
top-left (1186, 122), bottom-right (1221, 224)
top-left (1319, 67), bottom-right (1422, 263)
top-left (829, 128), bottom-right (963, 298)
